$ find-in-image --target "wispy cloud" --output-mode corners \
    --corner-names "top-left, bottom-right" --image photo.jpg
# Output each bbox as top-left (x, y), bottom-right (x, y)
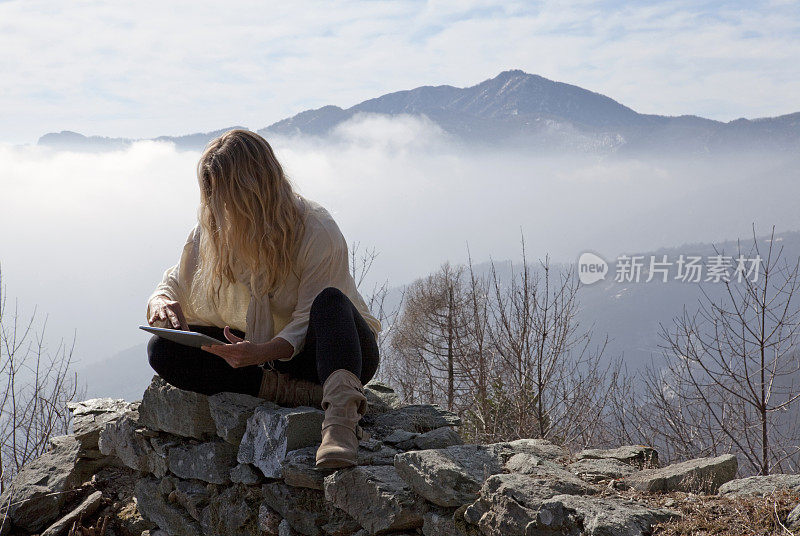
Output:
top-left (1, 0), bottom-right (798, 143)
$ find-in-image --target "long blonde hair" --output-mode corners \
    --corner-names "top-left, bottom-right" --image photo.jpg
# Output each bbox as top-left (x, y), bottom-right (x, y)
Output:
top-left (192, 129), bottom-right (306, 305)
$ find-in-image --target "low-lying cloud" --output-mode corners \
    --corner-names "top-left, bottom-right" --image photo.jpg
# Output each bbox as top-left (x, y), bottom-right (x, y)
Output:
top-left (1, 114), bottom-right (798, 366)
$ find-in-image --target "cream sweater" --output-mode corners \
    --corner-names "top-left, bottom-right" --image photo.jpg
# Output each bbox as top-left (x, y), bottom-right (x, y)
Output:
top-left (146, 197), bottom-right (381, 361)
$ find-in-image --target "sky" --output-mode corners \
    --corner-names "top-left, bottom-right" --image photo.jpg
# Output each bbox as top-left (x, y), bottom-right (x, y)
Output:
top-left (1, 0), bottom-right (800, 144)
top-left (1, 0), bottom-right (799, 374)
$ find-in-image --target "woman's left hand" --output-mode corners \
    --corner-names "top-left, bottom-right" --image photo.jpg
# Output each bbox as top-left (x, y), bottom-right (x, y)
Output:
top-left (202, 326), bottom-right (270, 368)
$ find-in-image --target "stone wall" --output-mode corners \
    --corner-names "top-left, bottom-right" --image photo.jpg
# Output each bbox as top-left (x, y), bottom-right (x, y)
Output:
top-left (6, 374), bottom-right (800, 535)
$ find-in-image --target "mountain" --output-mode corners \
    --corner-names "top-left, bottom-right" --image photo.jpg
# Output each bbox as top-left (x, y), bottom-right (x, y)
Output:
top-left (37, 70), bottom-right (800, 154)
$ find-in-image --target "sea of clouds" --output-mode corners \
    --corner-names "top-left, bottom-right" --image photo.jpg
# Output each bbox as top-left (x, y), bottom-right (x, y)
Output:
top-left (1, 113), bottom-right (798, 369)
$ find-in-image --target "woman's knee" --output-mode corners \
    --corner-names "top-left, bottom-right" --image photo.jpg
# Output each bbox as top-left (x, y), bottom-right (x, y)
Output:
top-left (311, 286), bottom-right (350, 314)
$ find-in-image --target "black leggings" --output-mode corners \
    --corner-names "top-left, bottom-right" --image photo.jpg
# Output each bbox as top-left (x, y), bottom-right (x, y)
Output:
top-left (147, 287), bottom-right (380, 396)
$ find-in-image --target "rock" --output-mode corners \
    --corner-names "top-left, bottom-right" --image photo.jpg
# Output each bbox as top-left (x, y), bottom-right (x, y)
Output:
top-left (717, 474), bottom-right (800, 496)
top-left (279, 518), bottom-right (301, 536)
top-left (567, 457), bottom-right (639, 483)
top-left (199, 483), bottom-right (265, 536)
top-left (133, 476), bottom-right (203, 536)
top-left (138, 376), bottom-right (217, 439)
top-left (383, 430), bottom-right (418, 445)
top-left (208, 391), bottom-right (275, 444)
top-left (393, 440), bottom-right (587, 508)
top-left (98, 411), bottom-right (167, 476)
top-left (168, 440), bottom-right (238, 484)
top-left (68, 398), bottom-right (133, 455)
top-left (0, 435), bottom-right (98, 533)
top-left (258, 504), bottom-right (282, 535)
top-left (422, 510), bottom-right (473, 536)
top-left (366, 404), bottom-right (461, 436)
top-left (575, 445), bottom-right (659, 469)
top-left (238, 405), bottom-right (324, 478)
top-left (413, 426), bottom-right (463, 450)
top-left (166, 477), bottom-right (214, 521)
top-left (535, 494), bottom-right (678, 536)
top-left (230, 463), bottom-right (262, 485)
top-left (787, 502), bottom-right (800, 531)
top-left (262, 482), bottom-right (360, 536)
top-left (41, 490), bottom-right (104, 536)
top-left (324, 465), bottom-right (427, 534)
top-left (282, 447), bottom-right (326, 490)
top-left (357, 444), bottom-right (401, 466)
top-left (622, 453), bottom-right (738, 493)
top-left (504, 438), bottom-right (569, 462)
top-left (463, 473), bottom-right (676, 536)
top-left (363, 382), bottom-right (401, 414)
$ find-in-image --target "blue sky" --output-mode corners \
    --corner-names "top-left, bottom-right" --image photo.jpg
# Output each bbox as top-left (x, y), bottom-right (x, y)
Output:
top-left (1, 0), bottom-right (799, 143)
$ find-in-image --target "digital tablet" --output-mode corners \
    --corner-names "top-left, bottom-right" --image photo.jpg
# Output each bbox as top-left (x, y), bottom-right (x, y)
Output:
top-left (139, 326), bottom-right (227, 348)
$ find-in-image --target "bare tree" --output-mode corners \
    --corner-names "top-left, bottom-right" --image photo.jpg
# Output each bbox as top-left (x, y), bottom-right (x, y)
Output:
top-left (390, 262), bottom-right (472, 410)
top-left (0, 266), bottom-right (84, 490)
top-left (617, 227), bottom-right (800, 475)
top-left (484, 235), bottom-right (612, 448)
top-left (349, 241), bottom-right (404, 383)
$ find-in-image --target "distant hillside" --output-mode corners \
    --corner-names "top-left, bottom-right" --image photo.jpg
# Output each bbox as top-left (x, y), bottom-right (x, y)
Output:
top-left (79, 230), bottom-right (800, 401)
top-left (38, 70), bottom-right (800, 154)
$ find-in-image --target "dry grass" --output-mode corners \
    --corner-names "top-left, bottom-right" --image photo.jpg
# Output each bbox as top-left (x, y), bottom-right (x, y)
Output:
top-left (607, 487), bottom-right (800, 536)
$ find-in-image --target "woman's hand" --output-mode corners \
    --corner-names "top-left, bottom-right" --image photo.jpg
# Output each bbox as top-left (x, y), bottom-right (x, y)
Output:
top-left (148, 295), bottom-right (189, 330)
top-left (201, 326), bottom-right (271, 368)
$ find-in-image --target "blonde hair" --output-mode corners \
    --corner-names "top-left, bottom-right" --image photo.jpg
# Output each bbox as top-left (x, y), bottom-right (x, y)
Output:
top-left (192, 129), bottom-right (306, 306)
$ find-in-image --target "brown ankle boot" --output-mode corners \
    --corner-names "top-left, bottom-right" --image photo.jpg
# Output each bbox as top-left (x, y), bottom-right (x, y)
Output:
top-left (258, 368), bottom-right (323, 408)
top-left (315, 369), bottom-right (367, 469)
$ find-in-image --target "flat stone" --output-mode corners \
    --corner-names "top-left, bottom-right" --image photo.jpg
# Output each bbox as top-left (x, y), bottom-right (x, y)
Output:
top-left (282, 447), bottom-right (326, 490)
top-left (324, 465), bottom-right (427, 534)
top-left (363, 382), bottom-right (401, 415)
top-left (41, 490), bottom-right (103, 536)
top-left (423, 510), bottom-right (474, 536)
top-left (134, 476), bottom-right (203, 536)
top-left (166, 477), bottom-right (215, 521)
top-left (138, 375), bottom-right (217, 439)
top-left (623, 453), bottom-right (738, 493)
top-left (262, 482), bottom-right (360, 536)
top-left (504, 438), bottom-right (569, 462)
top-left (463, 473), bottom-right (676, 536)
top-left (68, 398), bottom-right (133, 455)
top-left (168, 439), bottom-right (238, 484)
top-left (258, 504), bottom-right (282, 535)
top-left (0, 435), bottom-right (100, 533)
top-left (567, 457), bottom-right (639, 483)
top-left (98, 410), bottom-right (168, 476)
top-left (535, 494), bottom-right (678, 536)
top-left (199, 483), bottom-right (265, 536)
top-left (718, 474), bottom-right (800, 496)
top-left (394, 440), bottom-right (586, 508)
top-left (576, 445), bottom-right (659, 469)
top-left (230, 463), bottom-right (262, 485)
top-left (413, 427), bottom-right (463, 450)
top-left (208, 392), bottom-right (275, 444)
top-left (367, 404), bottom-right (461, 436)
top-left (238, 405), bottom-right (324, 478)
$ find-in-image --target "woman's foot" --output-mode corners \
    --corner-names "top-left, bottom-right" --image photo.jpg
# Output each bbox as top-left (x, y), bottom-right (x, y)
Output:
top-left (315, 369), bottom-right (367, 468)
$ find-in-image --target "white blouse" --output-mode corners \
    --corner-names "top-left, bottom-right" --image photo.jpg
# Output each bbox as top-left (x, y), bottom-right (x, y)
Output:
top-left (145, 196), bottom-right (381, 361)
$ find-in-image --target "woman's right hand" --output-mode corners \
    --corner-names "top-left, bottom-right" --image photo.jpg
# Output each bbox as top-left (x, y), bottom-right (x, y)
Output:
top-left (148, 295), bottom-right (189, 330)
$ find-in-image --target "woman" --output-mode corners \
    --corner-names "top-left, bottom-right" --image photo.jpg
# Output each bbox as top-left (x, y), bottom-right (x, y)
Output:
top-left (145, 129), bottom-right (381, 469)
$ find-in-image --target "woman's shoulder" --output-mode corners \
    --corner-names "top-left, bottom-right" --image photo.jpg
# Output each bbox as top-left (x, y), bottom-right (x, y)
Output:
top-left (298, 196), bottom-right (341, 238)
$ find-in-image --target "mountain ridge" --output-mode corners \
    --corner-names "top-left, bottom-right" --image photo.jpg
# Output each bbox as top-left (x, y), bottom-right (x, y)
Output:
top-left (37, 69), bottom-right (800, 154)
